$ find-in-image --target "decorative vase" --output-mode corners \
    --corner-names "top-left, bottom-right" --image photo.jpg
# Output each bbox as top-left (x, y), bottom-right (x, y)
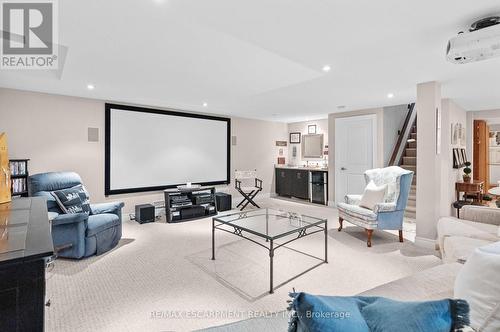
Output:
top-left (463, 175), bottom-right (471, 183)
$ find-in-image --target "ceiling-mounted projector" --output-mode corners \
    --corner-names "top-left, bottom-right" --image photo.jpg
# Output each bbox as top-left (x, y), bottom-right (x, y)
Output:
top-left (446, 16), bottom-right (500, 64)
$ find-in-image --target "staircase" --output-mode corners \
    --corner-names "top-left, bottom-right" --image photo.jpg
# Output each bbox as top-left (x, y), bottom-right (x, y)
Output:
top-left (387, 103), bottom-right (417, 220)
top-left (401, 123), bottom-right (417, 219)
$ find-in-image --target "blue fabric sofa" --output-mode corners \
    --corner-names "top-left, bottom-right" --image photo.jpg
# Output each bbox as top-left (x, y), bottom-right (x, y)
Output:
top-left (29, 172), bottom-right (124, 259)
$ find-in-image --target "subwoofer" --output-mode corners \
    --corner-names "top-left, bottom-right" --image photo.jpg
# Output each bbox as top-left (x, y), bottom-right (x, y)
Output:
top-left (135, 204), bottom-right (155, 224)
top-left (215, 192), bottom-right (232, 212)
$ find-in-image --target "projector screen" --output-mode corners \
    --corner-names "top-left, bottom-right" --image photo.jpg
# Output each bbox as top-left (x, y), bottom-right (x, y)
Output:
top-left (105, 104), bottom-right (230, 195)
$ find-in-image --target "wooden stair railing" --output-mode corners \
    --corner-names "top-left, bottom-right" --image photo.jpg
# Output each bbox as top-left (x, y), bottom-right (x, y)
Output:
top-left (388, 103), bottom-right (416, 166)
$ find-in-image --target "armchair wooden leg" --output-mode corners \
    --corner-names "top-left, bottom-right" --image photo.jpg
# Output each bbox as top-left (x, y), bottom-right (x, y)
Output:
top-left (366, 229), bottom-right (373, 247)
top-left (399, 230), bottom-right (404, 243)
top-left (338, 217), bottom-right (343, 232)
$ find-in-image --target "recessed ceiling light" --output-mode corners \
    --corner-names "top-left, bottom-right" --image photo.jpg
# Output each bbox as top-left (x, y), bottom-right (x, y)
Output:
top-left (202, 102), bottom-right (208, 107)
top-left (87, 84), bottom-right (95, 90)
top-left (387, 93), bottom-right (394, 99)
top-left (337, 105), bottom-right (346, 110)
top-left (322, 65), bottom-right (331, 72)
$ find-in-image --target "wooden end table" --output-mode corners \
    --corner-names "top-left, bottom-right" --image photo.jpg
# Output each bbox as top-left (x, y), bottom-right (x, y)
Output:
top-left (454, 180), bottom-right (484, 217)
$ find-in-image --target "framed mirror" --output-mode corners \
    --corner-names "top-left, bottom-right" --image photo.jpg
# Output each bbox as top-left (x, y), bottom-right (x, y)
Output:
top-left (302, 134), bottom-right (324, 158)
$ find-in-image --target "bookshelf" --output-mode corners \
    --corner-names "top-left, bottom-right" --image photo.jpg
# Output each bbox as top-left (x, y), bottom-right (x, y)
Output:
top-left (9, 159), bottom-right (30, 197)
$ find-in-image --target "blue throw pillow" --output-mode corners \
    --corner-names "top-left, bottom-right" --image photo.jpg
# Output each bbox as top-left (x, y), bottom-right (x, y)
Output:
top-left (51, 184), bottom-right (91, 214)
top-left (288, 293), bottom-right (469, 332)
top-left (289, 293), bottom-right (369, 332)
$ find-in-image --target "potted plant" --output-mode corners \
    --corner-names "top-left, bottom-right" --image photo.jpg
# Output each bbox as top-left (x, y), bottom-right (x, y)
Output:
top-left (463, 161), bottom-right (472, 183)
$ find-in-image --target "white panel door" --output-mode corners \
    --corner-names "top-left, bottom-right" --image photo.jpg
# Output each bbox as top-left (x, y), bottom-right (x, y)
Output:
top-left (335, 115), bottom-right (377, 204)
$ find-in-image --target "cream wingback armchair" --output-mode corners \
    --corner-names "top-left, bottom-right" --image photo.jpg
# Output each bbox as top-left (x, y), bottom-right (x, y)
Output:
top-left (337, 166), bottom-right (414, 247)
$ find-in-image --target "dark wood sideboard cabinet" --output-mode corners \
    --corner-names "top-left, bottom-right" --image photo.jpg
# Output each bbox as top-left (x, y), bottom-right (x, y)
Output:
top-left (275, 168), bottom-right (309, 200)
top-left (0, 198), bottom-right (54, 332)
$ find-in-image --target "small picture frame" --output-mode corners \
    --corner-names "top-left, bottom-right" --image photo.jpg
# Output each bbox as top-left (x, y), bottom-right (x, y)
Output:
top-left (453, 148), bottom-right (460, 168)
top-left (451, 123), bottom-right (458, 145)
top-left (457, 149), bottom-right (464, 166)
top-left (290, 132), bottom-right (301, 144)
top-left (308, 125), bottom-right (317, 134)
top-left (275, 140), bottom-right (287, 147)
top-left (461, 149), bottom-right (467, 164)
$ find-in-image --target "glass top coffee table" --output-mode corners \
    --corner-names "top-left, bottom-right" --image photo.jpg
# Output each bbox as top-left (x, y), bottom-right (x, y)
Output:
top-left (211, 208), bottom-right (328, 294)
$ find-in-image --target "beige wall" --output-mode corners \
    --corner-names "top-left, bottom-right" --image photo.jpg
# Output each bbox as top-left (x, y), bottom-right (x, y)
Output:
top-left (383, 104), bottom-right (408, 165)
top-left (0, 88), bottom-right (287, 213)
top-left (440, 99), bottom-right (467, 217)
top-left (287, 118), bottom-right (328, 166)
top-left (327, 107), bottom-right (385, 204)
top-left (229, 116), bottom-right (288, 199)
top-left (415, 81), bottom-right (442, 247)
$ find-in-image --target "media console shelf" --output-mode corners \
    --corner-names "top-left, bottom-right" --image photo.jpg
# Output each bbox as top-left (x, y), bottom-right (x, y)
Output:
top-left (164, 186), bottom-right (217, 223)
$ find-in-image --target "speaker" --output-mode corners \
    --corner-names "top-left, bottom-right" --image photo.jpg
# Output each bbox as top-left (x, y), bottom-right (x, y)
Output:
top-left (135, 204), bottom-right (155, 224)
top-left (215, 192), bottom-right (232, 212)
top-left (88, 127), bottom-right (99, 142)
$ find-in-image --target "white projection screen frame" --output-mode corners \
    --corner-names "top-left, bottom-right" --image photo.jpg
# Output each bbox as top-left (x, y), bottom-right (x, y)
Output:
top-left (105, 103), bottom-right (231, 195)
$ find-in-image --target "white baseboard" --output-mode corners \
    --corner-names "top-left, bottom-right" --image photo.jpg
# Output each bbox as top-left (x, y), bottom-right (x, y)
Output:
top-left (414, 236), bottom-right (438, 250)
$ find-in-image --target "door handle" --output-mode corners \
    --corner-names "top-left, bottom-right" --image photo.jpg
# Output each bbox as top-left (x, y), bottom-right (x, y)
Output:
top-left (340, 167), bottom-right (347, 171)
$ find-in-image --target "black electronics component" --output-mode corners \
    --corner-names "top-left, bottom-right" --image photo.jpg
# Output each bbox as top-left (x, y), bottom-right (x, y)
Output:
top-left (192, 193), bottom-right (214, 205)
top-left (215, 192), bottom-right (232, 212)
top-left (135, 204), bottom-right (155, 224)
top-left (164, 187), bottom-right (218, 223)
top-left (180, 205), bottom-right (205, 220)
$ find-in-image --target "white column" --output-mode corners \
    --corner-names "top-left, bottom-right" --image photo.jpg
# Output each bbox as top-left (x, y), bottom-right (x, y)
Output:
top-left (415, 81), bottom-right (442, 248)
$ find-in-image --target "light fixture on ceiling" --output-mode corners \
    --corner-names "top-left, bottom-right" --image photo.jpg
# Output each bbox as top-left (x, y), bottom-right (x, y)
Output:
top-left (87, 84), bottom-right (95, 90)
top-left (322, 65), bottom-right (331, 72)
top-left (202, 102), bottom-right (208, 107)
top-left (387, 93), bottom-right (394, 99)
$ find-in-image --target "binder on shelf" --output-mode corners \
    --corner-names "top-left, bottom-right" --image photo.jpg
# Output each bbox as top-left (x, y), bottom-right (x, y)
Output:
top-left (8, 159), bottom-right (30, 197)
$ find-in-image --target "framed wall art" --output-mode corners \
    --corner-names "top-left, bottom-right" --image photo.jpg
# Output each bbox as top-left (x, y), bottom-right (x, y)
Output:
top-left (290, 132), bottom-right (301, 144)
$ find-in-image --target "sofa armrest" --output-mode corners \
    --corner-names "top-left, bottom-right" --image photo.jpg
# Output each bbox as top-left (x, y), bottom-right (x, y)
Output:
top-left (373, 202), bottom-right (397, 213)
top-left (460, 206), bottom-right (500, 226)
top-left (52, 213), bottom-right (88, 227)
top-left (90, 202), bottom-right (125, 215)
top-left (345, 194), bottom-right (362, 205)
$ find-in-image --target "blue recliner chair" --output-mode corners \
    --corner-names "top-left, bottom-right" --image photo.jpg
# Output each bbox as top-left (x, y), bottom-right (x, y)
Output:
top-left (337, 166), bottom-right (413, 247)
top-left (29, 172), bottom-right (124, 259)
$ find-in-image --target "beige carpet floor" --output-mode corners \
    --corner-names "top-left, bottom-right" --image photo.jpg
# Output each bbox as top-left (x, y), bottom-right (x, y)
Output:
top-left (45, 198), bottom-right (439, 332)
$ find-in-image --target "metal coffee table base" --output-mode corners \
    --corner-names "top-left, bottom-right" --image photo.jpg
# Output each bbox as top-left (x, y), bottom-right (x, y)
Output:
top-left (211, 219), bottom-right (328, 294)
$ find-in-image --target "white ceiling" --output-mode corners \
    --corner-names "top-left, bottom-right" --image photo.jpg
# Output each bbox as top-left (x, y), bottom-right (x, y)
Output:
top-left (1, 0), bottom-right (500, 122)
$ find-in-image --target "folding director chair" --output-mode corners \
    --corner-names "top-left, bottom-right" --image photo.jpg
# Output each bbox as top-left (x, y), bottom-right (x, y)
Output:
top-left (235, 170), bottom-right (263, 210)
